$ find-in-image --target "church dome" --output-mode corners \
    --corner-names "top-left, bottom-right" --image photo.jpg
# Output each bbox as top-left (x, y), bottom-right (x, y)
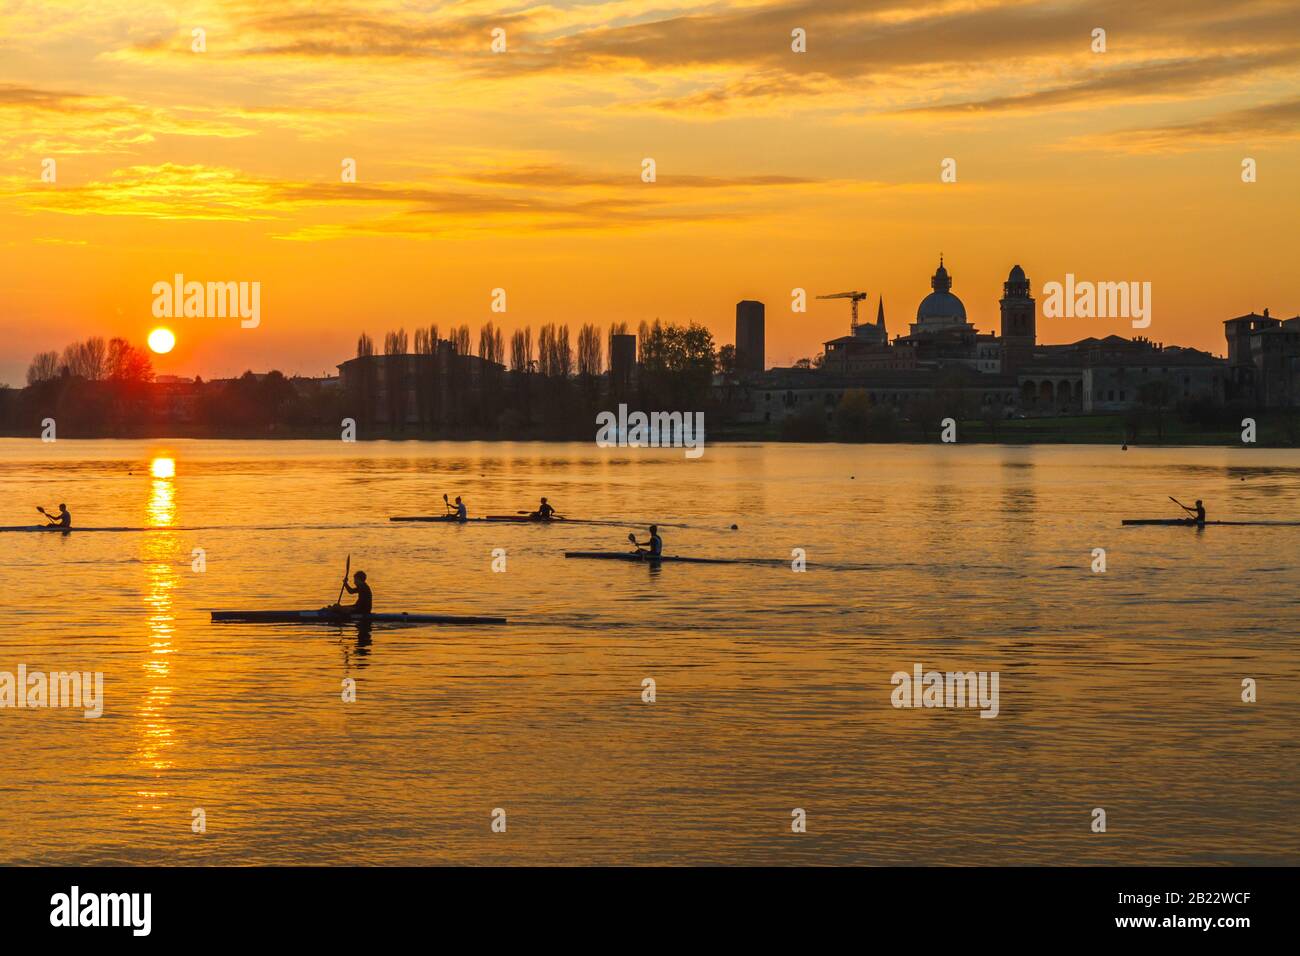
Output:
top-left (915, 257), bottom-right (966, 323)
top-left (917, 291), bottom-right (967, 322)
top-left (1009, 264), bottom-right (1026, 281)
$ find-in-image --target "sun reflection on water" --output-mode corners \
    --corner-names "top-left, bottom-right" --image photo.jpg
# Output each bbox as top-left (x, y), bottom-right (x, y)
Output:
top-left (133, 456), bottom-right (179, 799)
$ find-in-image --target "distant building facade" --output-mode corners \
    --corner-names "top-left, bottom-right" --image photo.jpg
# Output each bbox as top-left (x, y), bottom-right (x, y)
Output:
top-left (735, 300), bottom-right (765, 374)
top-left (1224, 309), bottom-right (1300, 407)
top-left (338, 343), bottom-right (504, 429)
top-left (609, 333), bottom-right (637, 395)
top-left (738, 257), bottom-right (1233, 424)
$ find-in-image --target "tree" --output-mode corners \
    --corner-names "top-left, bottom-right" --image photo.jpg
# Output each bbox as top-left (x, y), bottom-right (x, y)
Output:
top-left (105, 338), bottom-right (153, 383)
top-left (26, 351), bottom-right (59, 385)
top-left (638, 321), bottom-right (716, 409)
top-left (577, 324), bottom-right (602, 378)
top-left (1138, 380), bottom-right (1172, 443)
top-left (450, 325), bottom-right (471, 358)
top-left (717, 344), bottom-right (736, 378)
top-left (479, 323), bottom-right (505, 366)
top-left (384, 328), bottom-right (408, 355)
top-left (781, 402), bottom-right (828, 441)
top-left (834, 389), bottom-right (872, 440)
top-left (510, 327), bottom-right (533, 373)
top-left (61, 337), bottom-right (107, 380)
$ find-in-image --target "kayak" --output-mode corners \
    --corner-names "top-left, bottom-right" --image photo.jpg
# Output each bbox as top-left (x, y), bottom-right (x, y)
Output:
top-left (390, 515), bottom-right (687, 529)
top-left (389, 515), bottom-right (569, 524)
top-left (0, 525), bottom-right (159, 533)
top-left (1122, 519), bottom-right (1300, 526)
top-left (210, 610), bottom-right (506, 625)
top-left (564, 551), bottom-right (740, 565)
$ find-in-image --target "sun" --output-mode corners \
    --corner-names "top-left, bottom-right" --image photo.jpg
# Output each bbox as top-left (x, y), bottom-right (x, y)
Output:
top-left (148, 327), bottom-right (176, 354)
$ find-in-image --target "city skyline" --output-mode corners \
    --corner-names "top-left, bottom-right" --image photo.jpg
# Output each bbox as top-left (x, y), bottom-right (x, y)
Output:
top-left (3, 0), bottom-right (1298, 385)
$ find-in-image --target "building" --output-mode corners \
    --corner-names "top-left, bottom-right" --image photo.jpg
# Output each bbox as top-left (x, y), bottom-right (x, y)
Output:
top-left (908, 257), bottom-right (972, 336)
top-left (822, 298), bottom-right (900, 373)
top-left (338, 343), bottom-right (504, 429)
top-left (609, 333), bottom-right (637, 395)
top-left (735, 300), bottom-right (765, 374)
top-left (750, 256), bottom-right (1233, 422)
top-left (1020, 336), bottom-right (1224, 413)
top-left (1000, 265), bottom-right (1036, 374)
top-left (1224, 309), bottom-right (1300, 407)
top-left (736, 366), bottom-right (1018, 425)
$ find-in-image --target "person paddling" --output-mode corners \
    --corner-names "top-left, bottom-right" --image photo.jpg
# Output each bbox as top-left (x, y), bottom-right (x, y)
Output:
top-left (333, 570), bottom-right (372, 616)
top-left (1172, 496), bottom-right (1206, 526)
top-left (631, 525), bottom-right (662, 558)
top-left (532, 497), bottom-right (556, 521)
top-left (442, 494), bottom-right (468, 522)
top-left (39, 504), bottom-right (71, 529)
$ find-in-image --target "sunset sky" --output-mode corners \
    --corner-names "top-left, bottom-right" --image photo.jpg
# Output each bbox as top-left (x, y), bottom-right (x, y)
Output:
top-left (1, 0), bottom-right (1297, 384)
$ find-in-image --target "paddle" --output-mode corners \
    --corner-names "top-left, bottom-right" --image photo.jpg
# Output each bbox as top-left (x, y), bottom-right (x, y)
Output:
top-left (628, 532), bottom-right (637, 552)
top-left (1169, 495), bottom-right (1192, 515)
top-left (335, 554), bottom-right (351, 608)
top-left (443, 493), bottom-right (452, 515)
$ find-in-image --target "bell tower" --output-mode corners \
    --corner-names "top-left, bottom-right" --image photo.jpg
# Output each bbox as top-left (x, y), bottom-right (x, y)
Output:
top-left (1000, 264), bottom-right (1035, 373)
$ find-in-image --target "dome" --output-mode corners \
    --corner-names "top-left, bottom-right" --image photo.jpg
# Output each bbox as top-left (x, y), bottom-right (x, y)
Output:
top-left (916, 291), bottom-right (966, 322)
top-left (916, 258), bottom-right (965, 322)
top-left (911, 257), bottom-right (972, 334)
top-left (1009, 264), bottom-right (1026, 281)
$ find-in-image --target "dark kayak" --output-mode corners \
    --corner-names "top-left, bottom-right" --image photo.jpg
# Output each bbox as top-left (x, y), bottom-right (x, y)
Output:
top-left (211, 610), bottom-right (506, 625)
top-left (1122, 519), bottom-right (1300, 526)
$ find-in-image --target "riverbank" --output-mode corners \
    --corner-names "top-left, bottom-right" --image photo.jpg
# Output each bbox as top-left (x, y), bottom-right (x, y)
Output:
top-left (3, 412), bottom-right (1296, 446)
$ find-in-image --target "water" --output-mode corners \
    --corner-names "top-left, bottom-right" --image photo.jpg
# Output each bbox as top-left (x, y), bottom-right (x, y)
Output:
top-left (0, 439), bottom-right (1296, 865)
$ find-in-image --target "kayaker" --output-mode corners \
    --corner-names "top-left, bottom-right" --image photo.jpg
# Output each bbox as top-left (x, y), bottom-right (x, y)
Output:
top-left (632, 525), bottom-right (663, 557)
top-left (453, 496), bottom-right (468, 521)
top-left (335, 570), bottom-right (372, 616)
top-left (41, 504), bottom-right (71, 529)
top-left (532, 497), bottom-right (556, 521)
top-left (1186, 499), bottom-right (1207, 525)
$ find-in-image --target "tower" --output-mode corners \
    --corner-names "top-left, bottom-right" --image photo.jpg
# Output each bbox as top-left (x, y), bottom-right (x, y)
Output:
top-left (735, 300), bottom-right (765, 374)
top-left (1000, 264), bottom-right (1036, 372)
top-left (609, 333), bottom-right (637, 395)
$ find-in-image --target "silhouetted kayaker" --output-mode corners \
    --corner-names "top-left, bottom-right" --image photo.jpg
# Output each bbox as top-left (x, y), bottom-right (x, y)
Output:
top-left (334, 570), bottom-right (372, 615)
top-left (454, 496), bottom-right (467, 521)
top-left (632, 525), bottom-right (662, 557)
top-left (533, 497), bottom-right (556, 521)
top-left (40, 504), bottom-right (71, 528)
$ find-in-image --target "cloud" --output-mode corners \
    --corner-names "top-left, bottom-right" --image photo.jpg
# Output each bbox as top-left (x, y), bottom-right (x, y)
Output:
top-left (0, 84), bottom-right (98, 111)
top-left (3, 158), bottom-right (825, 237)
top-left (895, 49), bottom-right (1300, 115)
top-left (1066, 96), bottom-right (1300, 152)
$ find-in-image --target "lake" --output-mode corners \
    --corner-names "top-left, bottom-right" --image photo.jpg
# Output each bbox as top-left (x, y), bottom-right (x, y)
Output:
top-left (0, 439), bottom-right (1296, 864)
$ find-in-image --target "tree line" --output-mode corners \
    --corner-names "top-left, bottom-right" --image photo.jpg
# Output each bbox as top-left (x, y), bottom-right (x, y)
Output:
top-left (347, 320), bottom-right (722, 437)
top-left (4, 321), bottom-right (726, 437)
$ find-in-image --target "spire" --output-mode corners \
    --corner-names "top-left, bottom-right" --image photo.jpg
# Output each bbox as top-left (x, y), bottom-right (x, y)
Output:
top-left (876, 296), bottom-right (886, 334)
top-left (931, 256), bottom-right (952, 293)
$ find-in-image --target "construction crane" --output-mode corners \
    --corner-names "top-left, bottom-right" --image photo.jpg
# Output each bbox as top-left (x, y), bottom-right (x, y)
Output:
top-left (816, 291), bottom-right (869, 329)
